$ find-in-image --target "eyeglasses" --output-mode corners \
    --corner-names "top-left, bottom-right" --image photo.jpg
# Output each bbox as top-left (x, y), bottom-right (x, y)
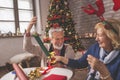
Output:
top-left (102, 21), bottom-right (118, 35)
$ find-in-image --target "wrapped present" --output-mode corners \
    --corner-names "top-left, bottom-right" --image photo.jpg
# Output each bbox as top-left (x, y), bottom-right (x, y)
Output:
top-left (43, 74), bottom-right (67, 80)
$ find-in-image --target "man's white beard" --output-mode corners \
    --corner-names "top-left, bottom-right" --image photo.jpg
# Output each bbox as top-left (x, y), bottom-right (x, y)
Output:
top-left (53, 44), bottom-right (63, 50)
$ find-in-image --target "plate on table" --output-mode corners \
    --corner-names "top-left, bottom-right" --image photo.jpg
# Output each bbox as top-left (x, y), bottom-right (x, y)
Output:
top-left (0, 67), bottom-right (73, 80)
top-left (0, 67), bottom-right (37, 80)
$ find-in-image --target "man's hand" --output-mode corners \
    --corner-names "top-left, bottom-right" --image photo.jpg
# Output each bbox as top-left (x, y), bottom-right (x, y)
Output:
top-left (26, 17), bottom-right (37, 33)
top-left (54, 56), bottom-right (68, 65)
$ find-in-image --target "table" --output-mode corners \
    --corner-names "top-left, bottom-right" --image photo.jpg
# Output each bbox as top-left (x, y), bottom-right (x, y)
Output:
top-left (0, 67), bottom-right (73, 80)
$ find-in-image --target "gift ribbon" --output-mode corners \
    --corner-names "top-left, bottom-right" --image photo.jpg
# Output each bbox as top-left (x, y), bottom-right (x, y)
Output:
top-left (33, 33), bottom-right (50, 56)
top-left (42, 66), bottom-right (53, 75)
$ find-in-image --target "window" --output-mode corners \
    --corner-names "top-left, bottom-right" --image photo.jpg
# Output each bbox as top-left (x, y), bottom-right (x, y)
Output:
top-left (0, 0), bottom-right (35, 37)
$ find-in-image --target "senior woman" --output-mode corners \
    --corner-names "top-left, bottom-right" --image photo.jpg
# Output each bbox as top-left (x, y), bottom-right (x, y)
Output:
top-left (54, 19), bottom-right (120, 80)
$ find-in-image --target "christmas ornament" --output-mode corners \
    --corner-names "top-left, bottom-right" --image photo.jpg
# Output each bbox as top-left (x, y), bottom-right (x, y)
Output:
top-left (69, 32), bottom-right (71, 34)
top-left (53, 23), bottom-right (60, 28)
top-left (64, 1), bottom-right (68, 5)
top-left (65, 28), bottom-right (68, 30)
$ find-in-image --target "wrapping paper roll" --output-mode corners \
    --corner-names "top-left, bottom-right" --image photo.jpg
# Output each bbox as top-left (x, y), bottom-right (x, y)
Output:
top-left (12, 63), bottom-right (29, 80)
top-left (33, 33), bottom-right (50, 56)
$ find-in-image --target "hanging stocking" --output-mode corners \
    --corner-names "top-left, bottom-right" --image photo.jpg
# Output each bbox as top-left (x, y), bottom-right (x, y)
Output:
top-left (96, 0), bottom-right (105, 17)
top-left (113, 0), bottom-right (120, 11)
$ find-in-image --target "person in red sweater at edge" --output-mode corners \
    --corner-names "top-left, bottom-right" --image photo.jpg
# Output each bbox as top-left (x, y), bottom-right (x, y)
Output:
top-left (23, 16), bottom-right (75, 68)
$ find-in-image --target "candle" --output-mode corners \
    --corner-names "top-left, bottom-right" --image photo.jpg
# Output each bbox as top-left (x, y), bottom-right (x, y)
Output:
top-left (33, 33), bottom-right (50, 56)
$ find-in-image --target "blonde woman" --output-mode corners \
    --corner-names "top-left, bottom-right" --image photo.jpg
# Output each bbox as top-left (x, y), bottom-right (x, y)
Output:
top-left (54, 19), bottom-right (120, 80)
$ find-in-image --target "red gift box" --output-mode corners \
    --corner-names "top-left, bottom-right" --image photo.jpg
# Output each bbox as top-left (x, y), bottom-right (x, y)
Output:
top-left (43, 74), bottom-right (67, 80)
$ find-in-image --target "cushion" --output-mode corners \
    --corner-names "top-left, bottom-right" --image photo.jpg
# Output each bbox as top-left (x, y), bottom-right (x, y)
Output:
top-left (43, 74), bottom-right (67, 80)
top-left (9, 52), bottom-right (34, 63)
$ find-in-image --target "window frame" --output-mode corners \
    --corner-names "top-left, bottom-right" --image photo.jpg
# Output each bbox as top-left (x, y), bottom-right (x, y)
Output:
top-left (0, 0), bottom-right (36, 38)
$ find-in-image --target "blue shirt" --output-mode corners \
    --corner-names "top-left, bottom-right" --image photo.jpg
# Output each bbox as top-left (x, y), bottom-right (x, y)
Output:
top-left (68, 43), bottom-right (120, 80)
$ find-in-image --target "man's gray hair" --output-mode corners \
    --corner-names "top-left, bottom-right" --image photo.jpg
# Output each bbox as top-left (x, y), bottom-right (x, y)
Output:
top-left (49, 27), bottom-right (64, 38)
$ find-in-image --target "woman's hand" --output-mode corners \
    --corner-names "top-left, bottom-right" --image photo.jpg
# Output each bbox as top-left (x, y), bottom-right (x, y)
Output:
top-left (87, 55), bottom-right (108, 74)
top-left (26, 17), bottom-right (37, 33)
top-left (87, 55), bottom-right (112, 79)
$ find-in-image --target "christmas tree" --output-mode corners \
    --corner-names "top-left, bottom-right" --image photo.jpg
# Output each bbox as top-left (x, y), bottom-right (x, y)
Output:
top-left (44, 0), bottom-right (85, 52)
